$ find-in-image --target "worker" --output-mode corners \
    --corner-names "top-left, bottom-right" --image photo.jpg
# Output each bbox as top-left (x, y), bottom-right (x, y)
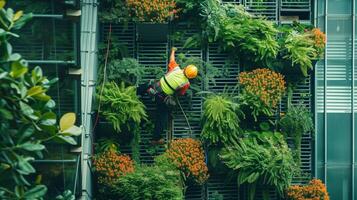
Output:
top-left (139, 47), bottom-right (198, 144)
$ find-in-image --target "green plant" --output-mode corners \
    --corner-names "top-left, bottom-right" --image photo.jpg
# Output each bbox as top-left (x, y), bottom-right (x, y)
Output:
top-left (176, 53), bottom-right (221, 92)
top-left (0, 3), bottom-right (81, 199)
top-left (111, 165), bottom-right (184, 200)
top-left (201, 94), bottom-right (242, 145)
top-left (220, 131), bottom-right (297, 200)
top-left (98, 81), bottom-right (147, 132)
top-left (279, 104), bottom-right (314, 167)
top-left (96, 138), bottom-right (120, 153)
top-left (201, 0), bottom-right (279, 67)
top-left (99, 58), bottom-right (165, 86)
top-left (55, 190), bottom-right (75, 200)
top-left (282, 31), bottom-right (317, 77)
top-left (99, 0), bottom-right (130, 23)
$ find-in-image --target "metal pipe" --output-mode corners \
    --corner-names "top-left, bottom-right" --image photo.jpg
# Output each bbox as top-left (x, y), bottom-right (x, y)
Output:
top-left (324, 0), bottom-right (328, 183)
top-left (352, 0), bottom-right (356, 198)
top-left (33, 14), bottom-right (63, 19)
top-left (33, 159), bottom-right (77, 163)
top-left (27, 60), bottom-right (76, 64)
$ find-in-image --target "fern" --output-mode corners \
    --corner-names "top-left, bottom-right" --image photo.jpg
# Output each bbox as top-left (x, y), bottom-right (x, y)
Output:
top-left (201, 95), bottom-right (243, 145)
top-left (98, 82), bottom-right (147, 133)
top-left (220, 131), bottom-right (297, 200)
top-left (279, 103), bottom-right (314, 167)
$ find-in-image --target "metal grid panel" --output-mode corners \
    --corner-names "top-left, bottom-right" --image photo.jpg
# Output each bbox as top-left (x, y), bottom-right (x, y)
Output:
top-left (281, 0), bottom-right (311, 11)
top-left (102, 23), bottom-right (136, 58)
top-left (207, 174), bottom-right (239, 200)
top-left (207, 43), bottom-right (239, 93)
top-left (172, 23), bottom-right (203, 139)
top-left (137, 41), bottom-right (168, 163)
top-left (244, 0), bottom-right (278, 21)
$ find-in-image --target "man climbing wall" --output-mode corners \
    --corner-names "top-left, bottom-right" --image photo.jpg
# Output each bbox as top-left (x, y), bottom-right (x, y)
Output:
top-left (139, 47), bottom-right (198, 144)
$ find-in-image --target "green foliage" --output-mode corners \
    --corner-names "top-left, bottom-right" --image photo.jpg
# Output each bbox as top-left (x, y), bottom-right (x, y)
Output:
top-left (282, 31), bottom-right (317, 77)
top-left (100, 58), bottom-right (165, 86)
top-left (279, 104), bottom-right (314, 167)
top-left (98, 81), bottom-right (147, 133)
top-left (201, 0), bottom-right (279, 67)
top-left (111, 165), bottom-right (184, 200)
top-left (55, 190), bottom-right (75, 200)
top-left (0, 4), bottom-right (80, 199)
top-left (96, 138), bottom-right (120, 153)
top-left (220, 131), bottom-right (297, 199)
top-left (237, 91), bottom-right (274, 122)
top-left (176, 53), bottom-right (221, 92)
top-left (99, 0), bottom-right (129, 23)
top-left (201, 94), bottom-right (243, 145)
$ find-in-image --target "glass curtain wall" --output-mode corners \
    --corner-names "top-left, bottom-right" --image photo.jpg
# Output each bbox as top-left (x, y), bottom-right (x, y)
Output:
top-left (316, 0), bottom-right (356, 199)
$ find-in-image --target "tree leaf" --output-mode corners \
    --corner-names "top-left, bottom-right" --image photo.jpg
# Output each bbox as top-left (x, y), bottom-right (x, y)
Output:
top-left (19, 142), bottom-right (45, 151)
top-left (27, 86), bottom-right (44, 97)
top-left (55, 135), bottom-right (77, 145)
top-left (59, 113), bottom-right (76, 131)
top-left (0, 1), bottom-right (5, 9)
top-left (10, 59), bottom-right (28, 78)
top-left (13, 10), bottom-right (23, 21)
top-left (60, 125), bottom-right (81, 136)
top-left (23, 185), bottom-right (47, 199)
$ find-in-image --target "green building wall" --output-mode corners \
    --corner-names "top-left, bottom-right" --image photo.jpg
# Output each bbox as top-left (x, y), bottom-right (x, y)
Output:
top-left (316, 0), bottom-right (357, 199)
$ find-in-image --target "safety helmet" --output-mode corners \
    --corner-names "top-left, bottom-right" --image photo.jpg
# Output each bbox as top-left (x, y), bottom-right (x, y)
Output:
top-left (184, 65), bottom-right (198, 79)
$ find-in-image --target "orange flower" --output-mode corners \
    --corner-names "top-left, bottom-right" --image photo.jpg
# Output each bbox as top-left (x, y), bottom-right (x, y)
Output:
top-left (125, 0), bottom-right (178, 23)
top-left (239, 68), bottom-right (286, 108)
top-left (162, 138), bottom-right (209, 184)
top-left (93, 151), bottom-right (134, 185)
top-left (286, 179), bottom-right (329, 200)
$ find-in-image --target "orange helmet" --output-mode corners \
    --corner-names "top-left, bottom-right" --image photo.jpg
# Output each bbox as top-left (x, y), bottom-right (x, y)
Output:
top-left (184, 65), bottom-right (198, 79)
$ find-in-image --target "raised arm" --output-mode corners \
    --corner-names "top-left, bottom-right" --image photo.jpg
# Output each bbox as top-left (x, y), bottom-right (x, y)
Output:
top-left (168, 47), bottom-right (179, 72)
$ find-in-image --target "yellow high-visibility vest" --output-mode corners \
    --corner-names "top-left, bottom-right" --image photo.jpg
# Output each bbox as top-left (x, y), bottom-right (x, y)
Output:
top-left (160, 67), bottom-right (189, 95)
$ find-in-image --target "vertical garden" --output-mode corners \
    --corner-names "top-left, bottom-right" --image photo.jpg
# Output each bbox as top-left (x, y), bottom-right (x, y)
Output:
top-left (0, 0), bottom-right (336, 199)
top-left (94, 0), bottom-right (328, 200)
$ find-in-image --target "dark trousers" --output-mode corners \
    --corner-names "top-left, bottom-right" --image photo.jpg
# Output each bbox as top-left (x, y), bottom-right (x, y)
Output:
top-left (138, 83), bottom-right (169, 140)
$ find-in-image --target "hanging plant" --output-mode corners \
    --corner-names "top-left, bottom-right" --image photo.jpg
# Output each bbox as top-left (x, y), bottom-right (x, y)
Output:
top-left (221, 131), bottom-right (297, 200)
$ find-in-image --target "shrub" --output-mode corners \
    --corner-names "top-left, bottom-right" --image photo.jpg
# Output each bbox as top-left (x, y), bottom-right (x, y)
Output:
top-left (201, 95), bottom-right (242, 145)
top-left (239, 68), bottom-right (286, 108)
top-left (125, 0), bottom-right (178, 23)
top-left (161, 138), bottom-right (209, 184)
top-left (112, 165), bottom-right (184, 200)
top-left (93, 151), bottom-right (134, 186)
top-left (287, 179), bottom-right (329, 200)
top-left (220, 131), bottom-right (297, 199)
top-left (0, 3), bottom-right (80, 199)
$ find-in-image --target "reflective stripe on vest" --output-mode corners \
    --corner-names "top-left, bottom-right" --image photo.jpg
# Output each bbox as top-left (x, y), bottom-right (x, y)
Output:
top-left (160, 67), bottom-right (189, 95)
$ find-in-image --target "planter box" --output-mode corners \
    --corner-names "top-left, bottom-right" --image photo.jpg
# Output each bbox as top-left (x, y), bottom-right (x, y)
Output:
top-left (136, 23), bottom-right (169, 42)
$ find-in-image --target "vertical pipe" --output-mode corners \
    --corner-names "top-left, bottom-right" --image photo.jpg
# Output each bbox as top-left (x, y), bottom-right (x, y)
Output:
top-left (352, 0), bottom-right (356, 199)
top-left (313, 0), bottom-right (318, 178)
top-left (324, 0), bottom-right (328, 183)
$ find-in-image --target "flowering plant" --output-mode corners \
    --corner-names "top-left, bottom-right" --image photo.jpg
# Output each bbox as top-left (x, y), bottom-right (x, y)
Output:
top-left (93, 150), bottom-right (134, 185)
top-left (126, 0), bottom-right (178, 23)
top-left (310, 28), bottom-right (326, 58)
top-left (162, 138), bottom-right (209, 184)
top-left (239, 68), bottom-right (286, 108)
top-left (287, 179), bottom-right (330, 200)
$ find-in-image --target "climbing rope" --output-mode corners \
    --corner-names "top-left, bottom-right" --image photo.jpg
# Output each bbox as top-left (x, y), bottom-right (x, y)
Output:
top-left (175, 96), bottom-right (193, 137)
